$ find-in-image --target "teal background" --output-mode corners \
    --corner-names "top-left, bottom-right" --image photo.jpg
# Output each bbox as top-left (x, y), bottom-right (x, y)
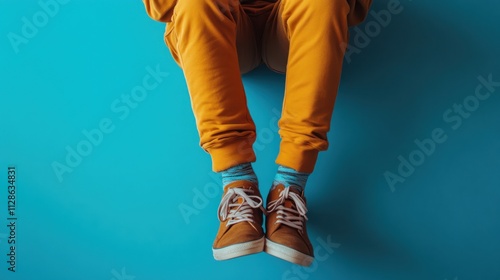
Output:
top-left (1, 0), bottom-right (499, 279)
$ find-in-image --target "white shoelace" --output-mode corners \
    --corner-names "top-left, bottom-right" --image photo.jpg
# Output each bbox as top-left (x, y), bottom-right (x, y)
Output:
top-left (267, 187), bottom-right (308, 231)
top-left (218, 187), bottom-right (264, 227)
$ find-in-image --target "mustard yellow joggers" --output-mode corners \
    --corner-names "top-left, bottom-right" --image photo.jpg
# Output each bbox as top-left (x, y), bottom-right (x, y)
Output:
top-left (144, 0), bottom-right (371, 173)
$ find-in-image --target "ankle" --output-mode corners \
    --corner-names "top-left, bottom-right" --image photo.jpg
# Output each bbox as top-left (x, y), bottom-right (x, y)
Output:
top-left (220, 162), bottom-right (258, 188)
top-left (273, 165), bottom-right (310, 191)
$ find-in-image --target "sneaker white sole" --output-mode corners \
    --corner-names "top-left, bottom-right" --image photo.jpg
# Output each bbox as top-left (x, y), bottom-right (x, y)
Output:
top-left (213, 236), bottom-right (265, 260)
top-left (265, 239), bottom-right (314, 266)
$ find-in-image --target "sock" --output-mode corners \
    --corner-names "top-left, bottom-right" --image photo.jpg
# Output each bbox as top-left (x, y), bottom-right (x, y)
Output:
top-left (220, 162), bottom-right (258, 188)
top-left (273, 165), bottom-right (310, 191)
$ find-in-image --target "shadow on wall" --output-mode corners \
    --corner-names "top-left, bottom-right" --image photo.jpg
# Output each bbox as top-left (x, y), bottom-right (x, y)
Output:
top-left (311, 0), bottom-right (488, 278)
top-left (242, 0), bottom-right (488, 278)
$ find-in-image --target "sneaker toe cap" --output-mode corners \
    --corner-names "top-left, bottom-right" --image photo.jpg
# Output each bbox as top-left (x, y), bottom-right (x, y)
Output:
top-left (268, 228), bottom-right (313, 256)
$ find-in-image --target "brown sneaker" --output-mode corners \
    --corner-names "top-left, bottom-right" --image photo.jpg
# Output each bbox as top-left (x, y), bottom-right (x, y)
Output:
top-left (265, 184), bottom-right (314, 266)
top-left (212, 180), bottom-right (265, 260)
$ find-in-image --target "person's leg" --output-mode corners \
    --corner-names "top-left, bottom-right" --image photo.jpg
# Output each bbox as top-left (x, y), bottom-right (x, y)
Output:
top-left (261, 0), bottom-right (369, 266)
top-left (263, 0), bottom-right (351, 173)
top-left (163, 0), bottom-right (267, 261)
top-left (164, 0), bottom-right (260, 173)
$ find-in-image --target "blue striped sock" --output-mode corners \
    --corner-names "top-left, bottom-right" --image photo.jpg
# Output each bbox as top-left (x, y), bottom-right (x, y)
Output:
top-left (220, 163), bottom-right (258, 188)
top-left (273, 165), bottom-right (310, 191)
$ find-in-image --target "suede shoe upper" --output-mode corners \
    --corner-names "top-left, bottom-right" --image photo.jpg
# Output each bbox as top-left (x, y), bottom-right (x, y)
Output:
top-left (266, 184), bottom-right (314, 257)
top-left (213, 181), bottom-right (264, 249)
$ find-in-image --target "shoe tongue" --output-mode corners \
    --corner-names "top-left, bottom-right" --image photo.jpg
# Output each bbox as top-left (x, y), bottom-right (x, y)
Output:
top-left (289, 185), bottom-right (303, 194)
top-left (224, 181), bottom-right (255, 205)
top-left (284, 200), bottom-right (295, 209)
top-left (269, 184), bottom-right (284, 201)
top-left (268, 184), bottom-right (298, 209)
top-left (224, 180), bottom-right (254, 192)
top-left (282, 185), bottom-right (303, 209)
top-left (236, 196), bottom-right (245, 204)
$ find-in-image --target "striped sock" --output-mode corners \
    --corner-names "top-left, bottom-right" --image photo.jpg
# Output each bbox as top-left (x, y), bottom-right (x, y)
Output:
top-left (220, 162), bottom-right (258, 188)
top-left (273, 165), bottom-right (310, 191)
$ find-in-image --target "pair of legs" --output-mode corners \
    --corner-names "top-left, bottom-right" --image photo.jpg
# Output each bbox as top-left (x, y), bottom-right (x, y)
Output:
top-left (164, 0), bottom-right (350, 173)
top-left (154, 0), bottom-right (370, 266)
